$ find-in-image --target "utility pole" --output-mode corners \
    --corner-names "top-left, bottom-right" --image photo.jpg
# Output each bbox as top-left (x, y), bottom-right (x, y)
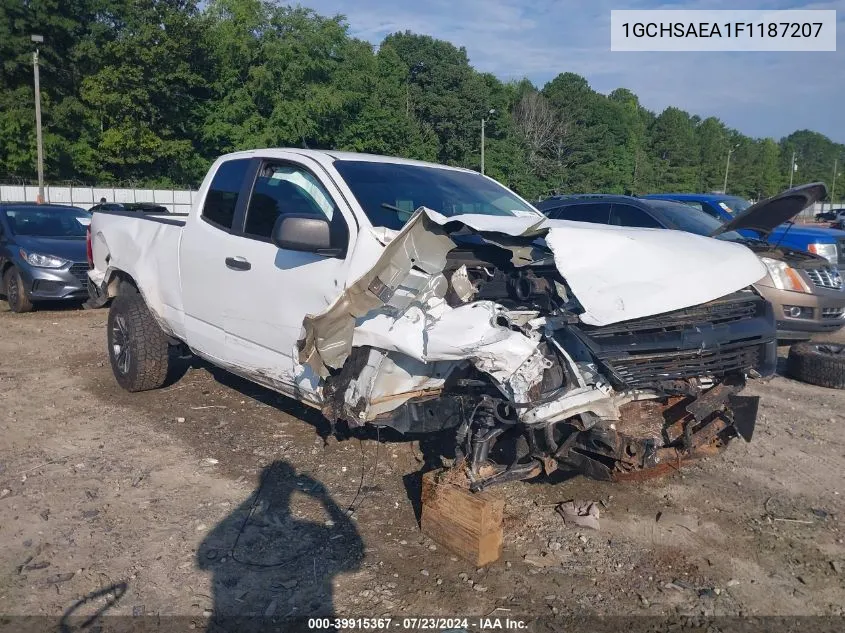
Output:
top-left (831, 158), bottom-right (838, 210)
top-left (723, 143), bottom-right (739, 193)
top-left (480, 108), bottom-right (494, 175)
top-left (789, 151), bottom-right (797, 188)
top-left (31, 34), bottom-right (45, 203)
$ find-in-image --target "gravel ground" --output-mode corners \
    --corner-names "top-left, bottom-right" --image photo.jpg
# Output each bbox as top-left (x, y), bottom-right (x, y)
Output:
top-left (0, 303), bottom-right (844, 628)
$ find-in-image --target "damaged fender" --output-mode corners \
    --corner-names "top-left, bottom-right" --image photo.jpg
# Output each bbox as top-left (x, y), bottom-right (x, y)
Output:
top-left (298, 206), bottom-right (769, 438)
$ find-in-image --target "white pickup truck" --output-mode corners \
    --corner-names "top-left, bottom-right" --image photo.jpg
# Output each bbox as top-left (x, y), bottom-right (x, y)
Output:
top-left (88, 149), bottom-right (776, 489)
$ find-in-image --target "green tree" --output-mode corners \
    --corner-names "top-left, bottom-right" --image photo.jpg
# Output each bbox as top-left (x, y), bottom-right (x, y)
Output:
top-left (649, 107), bottom-right (699, 191)
top-left (0, 0), bottom-right (104, 180)
top-left (2, 0), bottom-right (844, 196)
top-left (80, 0), bottom-right (209, 185)
top-left (382, 32), bottom-right (494, 168)
top-left (748, 138), bottom-right (781, 199)
top-left (780, 130), bottom-right (843, 197)
top-left (695, 117), bottom-right (729, 192)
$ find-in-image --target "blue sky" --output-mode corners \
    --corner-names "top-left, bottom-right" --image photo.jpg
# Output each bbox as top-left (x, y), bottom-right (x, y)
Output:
top-left (299, 0), bottom-right (845, 143)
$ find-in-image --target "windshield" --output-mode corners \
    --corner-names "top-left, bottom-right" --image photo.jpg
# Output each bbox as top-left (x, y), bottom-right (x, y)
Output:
top-left (715, 196), bottom-right (752, 216)
top-left (332, 160), bottom-right (540, 230)
top-left (3, 206), bottom-right (91, 237)
top-left (647, 200), bottom-right (745, 241)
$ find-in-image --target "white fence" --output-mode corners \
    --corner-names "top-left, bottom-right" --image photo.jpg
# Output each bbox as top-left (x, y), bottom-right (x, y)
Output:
top-left (0, 184), bottom-right (197, 214)
top-left (0, 183), bottom-right (838, 221)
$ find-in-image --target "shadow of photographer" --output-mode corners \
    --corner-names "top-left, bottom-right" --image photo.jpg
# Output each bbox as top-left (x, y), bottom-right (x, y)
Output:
top-left (197, 460), bottom-right (363, 632)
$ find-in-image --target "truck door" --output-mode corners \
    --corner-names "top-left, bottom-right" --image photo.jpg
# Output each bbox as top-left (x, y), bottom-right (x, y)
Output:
top-left (180, 157), bottom-right (254, 361)
top-left (219, 158), bottom-right (355, 399)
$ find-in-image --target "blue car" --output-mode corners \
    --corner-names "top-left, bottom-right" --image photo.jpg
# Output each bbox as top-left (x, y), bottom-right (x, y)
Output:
top-left (0, 203), bottom-right (92, 312)
top-left (642, 191), bottom-right (845, 272)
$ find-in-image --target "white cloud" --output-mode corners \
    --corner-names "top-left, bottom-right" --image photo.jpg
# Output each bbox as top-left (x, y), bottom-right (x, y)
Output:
top-left (301, 0), bottom-right (845, 142)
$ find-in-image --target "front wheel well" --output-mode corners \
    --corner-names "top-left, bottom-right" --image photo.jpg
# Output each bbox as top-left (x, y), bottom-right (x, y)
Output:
top-left (104, 269), bottom-right (139, 298)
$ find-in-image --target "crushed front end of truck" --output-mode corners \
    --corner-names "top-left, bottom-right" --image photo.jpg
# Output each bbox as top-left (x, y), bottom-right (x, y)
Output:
top-left (299, 209), bottom-right (776, 491)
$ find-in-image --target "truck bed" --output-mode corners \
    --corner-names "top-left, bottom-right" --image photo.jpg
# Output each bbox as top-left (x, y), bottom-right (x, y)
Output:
top-left (88, 210), bottom-right (188, 339)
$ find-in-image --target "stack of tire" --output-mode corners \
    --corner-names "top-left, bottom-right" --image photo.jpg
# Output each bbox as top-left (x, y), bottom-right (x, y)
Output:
top-left (787, 343), bottom-right (845, 389)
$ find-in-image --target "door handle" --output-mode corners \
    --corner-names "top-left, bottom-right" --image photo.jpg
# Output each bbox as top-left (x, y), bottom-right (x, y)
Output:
top-left (225, 256), bottom-right (251, 271)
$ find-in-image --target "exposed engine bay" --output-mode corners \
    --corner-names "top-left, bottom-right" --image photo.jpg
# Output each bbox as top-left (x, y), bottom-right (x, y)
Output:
top-left (299, 209), bottom-right (777, 491)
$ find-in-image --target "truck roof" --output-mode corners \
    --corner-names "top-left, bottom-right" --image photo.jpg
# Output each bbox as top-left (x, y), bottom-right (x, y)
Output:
top-left (216, 148), bottom-right (477, 173)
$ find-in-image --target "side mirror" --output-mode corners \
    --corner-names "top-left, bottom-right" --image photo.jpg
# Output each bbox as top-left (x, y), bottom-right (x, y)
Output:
top-left (271, 214), bottom-right (342, 257)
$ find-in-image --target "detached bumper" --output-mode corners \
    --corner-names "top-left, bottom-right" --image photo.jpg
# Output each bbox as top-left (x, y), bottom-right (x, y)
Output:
top-left (552, 293), bottom-right (773, 481)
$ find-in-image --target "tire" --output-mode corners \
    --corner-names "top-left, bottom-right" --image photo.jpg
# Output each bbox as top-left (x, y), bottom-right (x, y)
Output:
top-left (107, 287), bottom-right (171, 392)
top-left (5, 266), bottom-right (34, 313)
top-left (787, 342), bottom-right (845, 389)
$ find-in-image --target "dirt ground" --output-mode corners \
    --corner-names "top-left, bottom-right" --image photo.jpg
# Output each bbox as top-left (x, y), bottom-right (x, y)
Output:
top-left (1, 302), bottom-right (844, 629)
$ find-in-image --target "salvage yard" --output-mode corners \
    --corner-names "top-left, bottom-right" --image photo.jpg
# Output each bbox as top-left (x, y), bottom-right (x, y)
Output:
top-left (1, 304), bottom-right (844, 625)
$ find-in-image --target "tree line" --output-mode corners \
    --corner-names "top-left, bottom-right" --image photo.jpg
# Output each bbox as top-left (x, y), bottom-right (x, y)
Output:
top-left (1, 0), bottom-right (843, 203)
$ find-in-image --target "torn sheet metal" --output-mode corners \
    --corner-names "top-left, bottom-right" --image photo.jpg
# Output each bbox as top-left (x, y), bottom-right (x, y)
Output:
top-left (299, 208), bottom-right (456, 377)
top-left (89, 213), bottom-right (187, 339)
top-left (299, 206), bottom-right (767, 381)
top-left (352, 300), bottom-right (539, 386)
top-left (339, 349), bottom-right (457, 421)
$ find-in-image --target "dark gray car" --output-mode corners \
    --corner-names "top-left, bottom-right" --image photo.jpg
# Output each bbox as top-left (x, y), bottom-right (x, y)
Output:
top-left (0, 203), bottom-right (91, 312)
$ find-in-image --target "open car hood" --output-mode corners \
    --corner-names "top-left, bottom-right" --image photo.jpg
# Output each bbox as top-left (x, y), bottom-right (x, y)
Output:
top-left (709, 182), bottom-right (828, 238)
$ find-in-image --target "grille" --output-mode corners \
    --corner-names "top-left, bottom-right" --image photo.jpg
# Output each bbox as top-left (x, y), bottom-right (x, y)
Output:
top-left (68, 263), bottom-right (89, 286)
top-left (584, 293), bottom-right (761, 338)
top-left (806, 267), bottom-right (843, 290)
top-left (606, 343), bottom-right (763, 388)
top-left (580, 293), bottom-right (772, 389)
top-left (822, 307), bottom-right (845, 320)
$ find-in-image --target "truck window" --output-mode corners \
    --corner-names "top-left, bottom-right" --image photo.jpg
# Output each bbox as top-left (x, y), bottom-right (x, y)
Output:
top-left (332, 159), bottom-right (539, 230)
top-left (244, 163), bottom-right (349, 248)
top-left (609, 204), bottom-right (662, 228)
top-left (546, 203), bottom-right (610, 223)
top-left (202, 159), bottom-right (251, 230)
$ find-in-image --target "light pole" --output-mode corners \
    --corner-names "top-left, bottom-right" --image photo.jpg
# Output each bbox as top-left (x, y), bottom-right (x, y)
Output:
top-left (722, 143), bottom-right (739, 193)
top-left (31, 34), bottom-right (45, 203)
top-left (831, 158), bottom-right (839, 210)
top-left (789, 151), bottom-right (797, 188)
top-left (481, 108), bottom-right (495, 175)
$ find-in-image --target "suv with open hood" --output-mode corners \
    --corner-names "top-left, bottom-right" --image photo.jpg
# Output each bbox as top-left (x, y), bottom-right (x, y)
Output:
top-left (643, 192), bottom-right (845, 272)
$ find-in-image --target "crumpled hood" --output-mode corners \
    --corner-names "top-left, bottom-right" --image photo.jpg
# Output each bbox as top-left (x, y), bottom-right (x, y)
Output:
top-left (540, 218), bottom-right (766, 326)
top-left (419, 209), bottom-right (766, 326)
top-left (299, 207), bottom-right (767, 378)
